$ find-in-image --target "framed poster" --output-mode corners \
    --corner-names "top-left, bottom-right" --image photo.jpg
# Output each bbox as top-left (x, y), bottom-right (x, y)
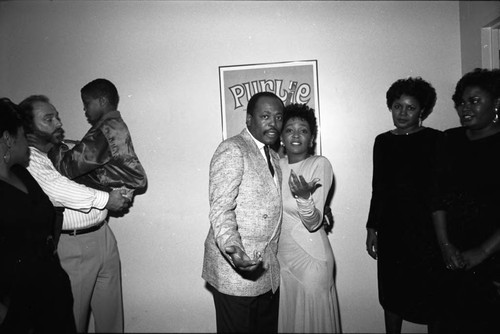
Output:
top-left (219, 60), bottom-right (321, 154)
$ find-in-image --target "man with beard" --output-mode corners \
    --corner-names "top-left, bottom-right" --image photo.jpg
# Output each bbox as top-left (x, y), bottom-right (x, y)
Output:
top-left (18, 95), bottom-right (130, 333)
top-left (202, 92), bottom-right (284, 333)
top-left (43, 79), bottom-right (146, 333)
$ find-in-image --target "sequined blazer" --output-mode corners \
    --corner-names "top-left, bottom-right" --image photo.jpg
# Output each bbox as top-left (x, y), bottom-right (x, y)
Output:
top-left (202, 128), bottom-right (282, 297)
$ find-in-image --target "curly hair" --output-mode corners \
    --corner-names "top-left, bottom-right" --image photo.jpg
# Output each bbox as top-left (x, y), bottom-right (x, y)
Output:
top-left (282, 103), bottom-right (317, 154)
top-left (0, 98), bottom-right (23, 137)
top-left (386, 77), bottom-right (437, 120)
top-left (452, 68), bottom-right (500, 107)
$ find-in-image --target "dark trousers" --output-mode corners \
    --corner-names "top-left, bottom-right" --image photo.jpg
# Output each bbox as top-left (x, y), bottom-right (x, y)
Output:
top-left (212, 287), bottom-right (279, 333)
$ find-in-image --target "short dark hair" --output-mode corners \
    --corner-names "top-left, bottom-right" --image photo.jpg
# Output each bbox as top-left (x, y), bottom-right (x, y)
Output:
top-left (18, 95), bottom-right (51, 134)
top-left (283, 103), bottom-right (318, 154)
top-left (452, 68), bottom-right (500, 107)
top-left (246, 92), bottom-right (284, 116)
top-left (0, 98), bottom-right (22, 137)
top-left (386, 77), bottom-right (437, 120)
top-left (81, 78), bottom-right (120, 108)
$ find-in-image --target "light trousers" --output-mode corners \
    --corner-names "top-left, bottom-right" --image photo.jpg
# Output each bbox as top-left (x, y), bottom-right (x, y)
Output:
top-left (58, 222), bottom-right (124, 333)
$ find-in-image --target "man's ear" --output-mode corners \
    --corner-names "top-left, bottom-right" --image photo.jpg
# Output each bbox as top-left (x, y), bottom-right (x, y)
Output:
top-left (246, 113), bottom-right (252, 127)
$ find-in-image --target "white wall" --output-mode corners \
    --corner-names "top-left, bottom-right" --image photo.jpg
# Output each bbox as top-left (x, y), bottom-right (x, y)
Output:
top-left (0, 1), bottom-right (462, 332)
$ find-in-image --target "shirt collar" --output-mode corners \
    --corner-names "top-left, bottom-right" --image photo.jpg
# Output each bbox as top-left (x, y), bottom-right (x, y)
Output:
top-left (92, 110), bottom-right (121, 128)
top-left (29, 145), bottom-right (47, 156)
top-left (246, 127), bottom-right (265, 151)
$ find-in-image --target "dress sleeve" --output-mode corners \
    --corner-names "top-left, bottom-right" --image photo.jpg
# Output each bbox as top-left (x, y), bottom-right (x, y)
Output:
top-left (366, 135), bottom-right (384, 229)
top-left (296, 156), bottom-right (334, 232)
top-left (431, 131), bottom-right (450, 212)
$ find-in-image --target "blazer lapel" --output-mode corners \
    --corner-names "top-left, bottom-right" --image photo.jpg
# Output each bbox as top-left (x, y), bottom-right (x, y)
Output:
top-left (270, 149), bottom-right (282, 194)
top-left (241, 129), bottom-right (279, 190)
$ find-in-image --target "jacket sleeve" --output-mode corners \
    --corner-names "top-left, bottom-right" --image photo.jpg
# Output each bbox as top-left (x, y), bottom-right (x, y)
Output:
top-left (208, 141), bottom-right (245, 256)
top-left (48, 129), bottom-right (112, 180)
top-left (48, 127), bottom-right (147, 191)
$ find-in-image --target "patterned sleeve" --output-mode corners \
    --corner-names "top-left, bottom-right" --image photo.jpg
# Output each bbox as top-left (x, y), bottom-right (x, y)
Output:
top-left (208, 140), bottom-right (245, 254)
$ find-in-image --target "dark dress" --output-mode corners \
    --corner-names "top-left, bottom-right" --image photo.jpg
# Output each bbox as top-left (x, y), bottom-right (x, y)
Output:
top-left (0, 165), bottom-right (76, 333)
top-left (432, 127), bottom-right (500, 333)
top-left (366, 128), bottom-right (443, 324)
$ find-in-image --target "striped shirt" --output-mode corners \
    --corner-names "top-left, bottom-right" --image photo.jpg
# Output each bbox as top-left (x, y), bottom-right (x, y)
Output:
top-left (27, 147), bottom-right (109, 229)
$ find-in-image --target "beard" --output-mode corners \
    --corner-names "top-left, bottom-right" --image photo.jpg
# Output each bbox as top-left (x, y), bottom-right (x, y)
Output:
top-left (32, 127), bottom-right (65, 145)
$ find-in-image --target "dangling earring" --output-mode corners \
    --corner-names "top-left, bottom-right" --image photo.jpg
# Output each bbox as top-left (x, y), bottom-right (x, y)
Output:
top-left (3, 149), bottom-right (10, 164)
top-left (493, 107), bottom-right (499, 124)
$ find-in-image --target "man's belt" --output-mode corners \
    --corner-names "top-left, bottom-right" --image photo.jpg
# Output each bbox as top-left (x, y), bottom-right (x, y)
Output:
top-left (61, 221), bottom-right (105, 236)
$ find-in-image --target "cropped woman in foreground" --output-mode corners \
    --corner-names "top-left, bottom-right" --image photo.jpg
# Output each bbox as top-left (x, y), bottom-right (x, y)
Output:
top-left (0, 98), bottom-right (75, 333)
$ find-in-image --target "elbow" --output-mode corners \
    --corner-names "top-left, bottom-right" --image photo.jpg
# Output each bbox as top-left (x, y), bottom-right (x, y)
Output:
top-left (306, 222), bottom-right (323, 233)
top-left (302, 216), bottom-right (323, 233)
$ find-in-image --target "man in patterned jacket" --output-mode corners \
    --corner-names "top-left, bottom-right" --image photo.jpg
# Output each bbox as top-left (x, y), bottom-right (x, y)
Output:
top-left (203, 92), bottom-right (284, 333)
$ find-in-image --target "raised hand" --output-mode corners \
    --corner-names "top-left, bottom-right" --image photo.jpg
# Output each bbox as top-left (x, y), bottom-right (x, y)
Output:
top-left (288, 169), bottom-right (320, 199)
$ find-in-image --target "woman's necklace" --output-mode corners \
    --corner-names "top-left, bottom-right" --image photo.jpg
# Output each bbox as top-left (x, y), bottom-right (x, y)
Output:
top-left (391, 126), bottom-right (424, 136)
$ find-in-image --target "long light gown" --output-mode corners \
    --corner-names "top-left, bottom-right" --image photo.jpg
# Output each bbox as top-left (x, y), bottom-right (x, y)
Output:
top-left (278, 155), bottom-right (341, 333)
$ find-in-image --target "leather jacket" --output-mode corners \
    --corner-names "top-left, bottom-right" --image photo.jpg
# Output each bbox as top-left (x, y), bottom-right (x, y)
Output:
top-left (48, 110), bottom-right (147, 193)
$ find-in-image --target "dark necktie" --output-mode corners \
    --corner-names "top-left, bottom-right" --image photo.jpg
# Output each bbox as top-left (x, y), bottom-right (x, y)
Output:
top-left (264, 145), bottom-right (275, 177)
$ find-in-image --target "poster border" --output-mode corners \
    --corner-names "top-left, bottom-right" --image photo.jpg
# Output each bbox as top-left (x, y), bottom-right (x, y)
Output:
top-left (218, 59), bottom-right (321, 155)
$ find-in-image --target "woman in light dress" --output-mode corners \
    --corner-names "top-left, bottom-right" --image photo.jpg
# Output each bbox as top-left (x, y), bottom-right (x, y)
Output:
top-left (277, 103), bottom-right (341, 333)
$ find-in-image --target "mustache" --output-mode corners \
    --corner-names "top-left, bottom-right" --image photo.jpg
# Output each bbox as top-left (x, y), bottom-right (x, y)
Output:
top-left (53, 128), bottom-right (65, 136)
top-left (265, 127), bottom-right (280, 134)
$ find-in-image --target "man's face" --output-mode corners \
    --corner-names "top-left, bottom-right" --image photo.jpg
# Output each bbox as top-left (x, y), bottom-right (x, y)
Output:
top-left (246, 96), bottom-right (283, 145)
top-left (32, 101), bottom-right (64, 144)
top-left (82, 94), bottom-right (105, 125)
